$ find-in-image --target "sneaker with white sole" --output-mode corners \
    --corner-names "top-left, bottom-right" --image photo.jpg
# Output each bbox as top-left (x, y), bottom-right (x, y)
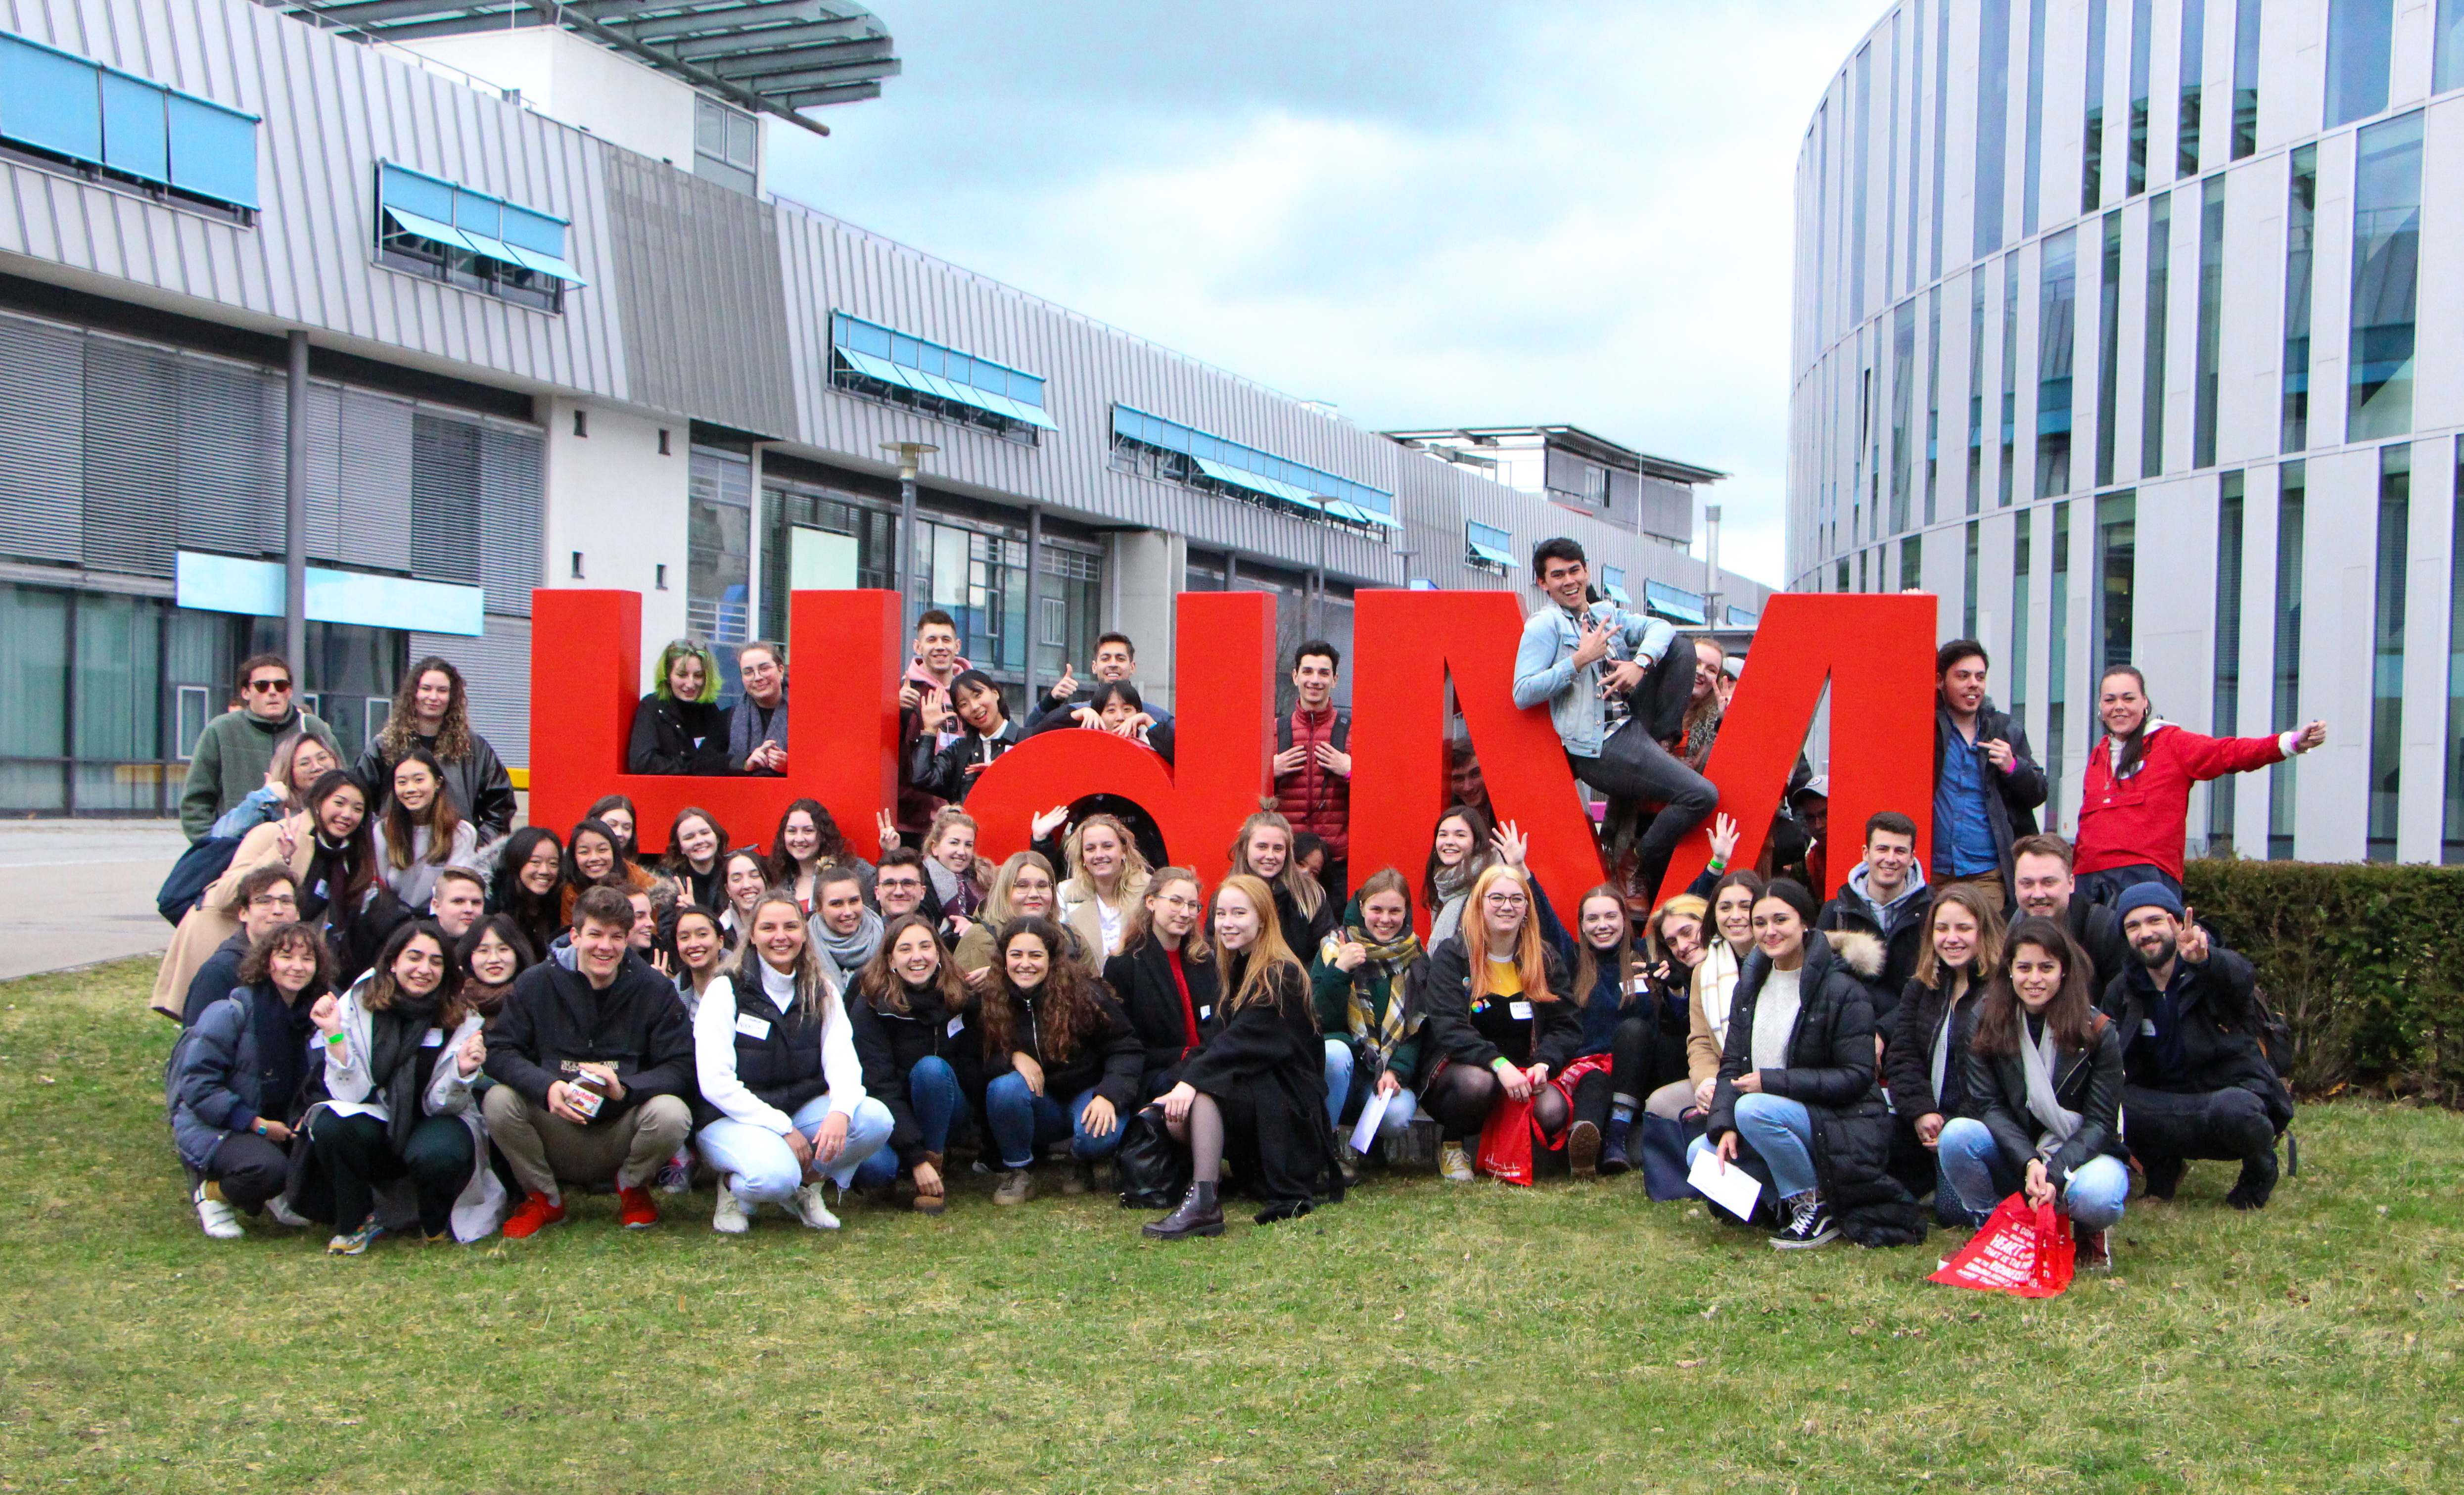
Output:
top-left (1440, 1141), bottom-right (1474, 1183)
top-left (712, 1177), bottom-right (750, 1235)
top-left (194, 1183), bottom-right (243, 1241)
top-left (656, 1152), bottom-right (693, 1196)
top-left (1771, 1189), bottom-right (1840, 1250)
top-left (327, 1214), bottom-right (383, 1256)
top-left (789, 1184), bottom-right (840, 1230)
top-left (266, 1195), bottom-right (310, 1229)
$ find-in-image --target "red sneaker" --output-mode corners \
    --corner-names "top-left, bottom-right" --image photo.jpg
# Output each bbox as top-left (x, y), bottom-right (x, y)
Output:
top-left (502, 1192), bottom-right (566, 1239)
top-left (617, 1185), bottom-right (659, 1229)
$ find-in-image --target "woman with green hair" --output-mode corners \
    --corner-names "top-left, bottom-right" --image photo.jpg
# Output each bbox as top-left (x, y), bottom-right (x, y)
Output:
top-left (628, 638), bottom-right (731, 775)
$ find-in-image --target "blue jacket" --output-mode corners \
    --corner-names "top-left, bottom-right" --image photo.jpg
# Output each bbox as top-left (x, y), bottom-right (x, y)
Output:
top-left (169, 984), bottom-right (317, 1172)
top-left (1511, 600), bottom-right (1674, 758)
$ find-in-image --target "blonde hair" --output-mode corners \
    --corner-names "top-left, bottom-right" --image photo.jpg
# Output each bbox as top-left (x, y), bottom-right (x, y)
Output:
top-left (1229, 809), bottom-right (1324, 922)
top-left (1064, 813), bottom-right (1153, 905)
top-left (1211, 873), bottom-right (1306, 1018)
top-left (985, 850), bottom-right (1058, 925)
top-left (1461, 864), bottom-right (1550, 1003)
top-left (1117, 867), bottom-right (1212, 963)
top-left (744, 889), bottom-right (837, 1023)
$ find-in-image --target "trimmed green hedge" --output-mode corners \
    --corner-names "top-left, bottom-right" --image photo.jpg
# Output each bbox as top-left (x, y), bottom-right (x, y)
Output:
top-left (2183, 858), bottom-right (2464, 1104)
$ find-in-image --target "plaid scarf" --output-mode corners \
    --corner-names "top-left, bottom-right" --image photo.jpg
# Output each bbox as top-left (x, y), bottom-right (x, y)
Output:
top-left (1330, 923), bottom-right (1425, 1074)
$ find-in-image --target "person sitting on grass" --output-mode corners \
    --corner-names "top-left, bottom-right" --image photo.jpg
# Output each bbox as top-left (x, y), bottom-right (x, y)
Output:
top-left (1146, 874), bottom-right (1340, 1238)
top-left (1106, 869), bottom-right (1221, 1107)
top-left (304, 920), bottom-right (499, 1253)
top-left (482, 887), bottom-right (697, 1238)
top-left (976, 917), bottom-right (1143, 1205)
top-left (1887, 884), bottom-right (2006, 1220)
top-left (153, 770), bottom-right (373, 1021)
top-left (1937, 917), bottom-right (2130, 1271)
top-left (1593, 892), bottom-right (1707, 1176)
top-left (172, 921), bottom-right (330, 1240)
top-left (693, 890), bottom-right (894, 1235)
top-left (1647, 869), bottom-right (1764, 1123)
top-left (848, 914), bottom-right (977, 1217)
top-left (1414, 863), bottom-right (1585, 1184)
top-left (1310, 867), bottom-right (1425, 1177)
top-left (1689, 880), bottom-right (1906, 1251)
top-left (1523, 827), bottom-right (1662, 1180)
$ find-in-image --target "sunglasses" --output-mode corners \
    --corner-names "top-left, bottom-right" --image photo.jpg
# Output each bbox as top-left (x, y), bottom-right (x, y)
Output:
top-left (246, 678), bottom-right (293, 694)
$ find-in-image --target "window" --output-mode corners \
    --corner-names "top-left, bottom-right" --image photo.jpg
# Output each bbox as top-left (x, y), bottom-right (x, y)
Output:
top-left (1465, 522), bottom-right (1515, 571)
top-left (2083, 0), bottom-right (2110, 211)
top-left (2270, 462), bottom-right (2305, 857)
top-left (2000, 255), bottom-right (2019, 505)
top-left (2022, 0), bottom-right (2047, 235)
top-left (2281, 146), bottom-right (2317, 451)
top-left (1890, 300), bottom-right (1915, 531)
top-left (1925, 287), bottom-right (1943, 523)
top-left (2096, 210), bottom-right (2123, 486)
top-left (831, 313), bottom-right (1055, 443)
top-left (2367, 444), bottom-right (2410, 860)
top-left (695, 96), bottom-right (758, 194)
top-left (1582, 463), bottom-right (1608, 506)
top-left (2037, 228), bottom-right (2075, 498)
top-left (2210, 472), bottom-right (2245, 853)
top-left (2095, 491), bottom-right (2136, 678)
top-left (1853, 44), bottom-right (1871, 318)
top-left (1967, 274), bottom-right (1986, 514)
top-left (2142, 190), bottom-right (2173, 477)
top-left (1600, 565), bottom-right (1631, 607)
top-left (2176, 0), bottom-right (2205, 177)
top-left (2192, 174), bottom-right (2226, 468)
top-left (1930, 0), bottom-right (1951, 278)
top-left (1974, 0), bottom-right (2011, 258)
top-left (0, 30), bottom-right (258, 218)
top-left (2445, 438), bottom-right (2464, 862)
top-left (2442, 0), bottom-right (2464, 94)
top-left (687, 448), bottom-right (752, 646)
top-left (2127, 0), bottom-right (2153, 194)
top-left (2349, 112), bottom-right (2423, 442)
top-left (2048, 500), bottom-right (2072, 824)
top-left (1963, 520), bottom-right (1980, 637)
top-left (2010, 511), bottom-right (2031, 722)
top-left (2326, 0), bottom-right (2394, 128)
top-left (374, 162), bottom-right (580, 313)
top-left (1112, 406), bottom-right (1397, 531)
top-left (1901, 534), bottom-right (1924, 602)
top-left (1646, 580), bottom-right (1708, 625)
top-left (2231, 0), bottom-right (2262, 158)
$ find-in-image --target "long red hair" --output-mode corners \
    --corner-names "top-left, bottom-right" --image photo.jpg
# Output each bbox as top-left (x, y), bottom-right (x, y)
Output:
top-left (1460, 864), bottom-right (1551, 1002)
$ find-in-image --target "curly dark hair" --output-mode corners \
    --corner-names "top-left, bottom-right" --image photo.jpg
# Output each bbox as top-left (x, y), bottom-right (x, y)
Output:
top-left (236, 921), bottom-right (334, 996)
top-left (977, 917), bottom-right (1107, 1066)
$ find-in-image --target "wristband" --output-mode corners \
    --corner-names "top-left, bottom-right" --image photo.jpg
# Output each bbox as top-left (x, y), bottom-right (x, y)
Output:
top-left (324, 1031), bottom-right (346, 1046)
top-left (1705, 856), bottom-right (1727, 875)
top-left (1489, 1057), bottom-right (1516, 1075)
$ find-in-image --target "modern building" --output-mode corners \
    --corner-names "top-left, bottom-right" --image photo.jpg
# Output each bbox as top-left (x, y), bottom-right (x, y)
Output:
top-left (0, 0), bottom-right (1763, 815)
top-left (1790, 0), bottom-right (2464, 863)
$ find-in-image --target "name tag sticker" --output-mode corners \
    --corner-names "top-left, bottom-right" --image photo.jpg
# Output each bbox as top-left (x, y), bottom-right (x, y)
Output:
top-left (1199, 1005), bottom-right (1213, 1021)
top-left (946, 1015), bottom-right (965, 1038)
top-left (1509, 1000), bottom-right (1534, 1020)
top-left (419, 1028), bottom-right (444, 1048)
top-left (2140, 1020), bottom-right (2159, 1036)
top-left (735, 1013), bottom-right (772, 1041)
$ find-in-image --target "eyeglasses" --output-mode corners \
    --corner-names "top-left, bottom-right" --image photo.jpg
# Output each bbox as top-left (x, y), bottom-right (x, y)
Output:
top-left (1483, 893), bottom-right (1529, 907)
top-left (245, 678), bottom-right (293, 694)
top-left (248, 892), bottom-right (299, 909)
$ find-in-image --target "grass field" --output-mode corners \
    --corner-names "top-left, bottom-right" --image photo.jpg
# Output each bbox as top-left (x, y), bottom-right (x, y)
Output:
top-left (2, 958), bottom-right (2460, 1494)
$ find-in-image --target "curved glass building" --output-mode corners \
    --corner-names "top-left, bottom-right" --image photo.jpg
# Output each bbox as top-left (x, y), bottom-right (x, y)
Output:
top-left (1790, 0), bottom-right (2464, 862)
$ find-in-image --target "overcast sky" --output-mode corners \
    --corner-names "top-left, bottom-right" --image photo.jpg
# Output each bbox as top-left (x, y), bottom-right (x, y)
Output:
top-left (767, 0), bottom-right (1891, 588)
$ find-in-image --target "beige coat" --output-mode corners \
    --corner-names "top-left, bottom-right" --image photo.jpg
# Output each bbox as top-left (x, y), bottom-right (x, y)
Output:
top-left (149, 814), bottom-right (317, 1019)
top-left (1056, 870), bottom-right (1148, 964)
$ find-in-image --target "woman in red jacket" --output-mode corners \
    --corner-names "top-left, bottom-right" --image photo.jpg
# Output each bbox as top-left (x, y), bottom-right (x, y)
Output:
top-left (2074, 666), bottom-right (2325, 905)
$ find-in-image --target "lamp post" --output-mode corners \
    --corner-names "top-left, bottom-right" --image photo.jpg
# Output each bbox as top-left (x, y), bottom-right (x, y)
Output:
top-left (880, 441), bottom-right (939, 629)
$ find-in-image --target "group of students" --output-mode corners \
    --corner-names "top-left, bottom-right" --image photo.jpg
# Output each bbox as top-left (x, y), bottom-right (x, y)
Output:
top-left (154, 534), bottom-right (2322, 1264)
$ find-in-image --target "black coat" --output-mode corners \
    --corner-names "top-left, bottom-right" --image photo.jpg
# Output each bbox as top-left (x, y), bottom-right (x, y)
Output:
top-left (1177, 959), bottom-right (1339, 1207)
top-left (1104, 938), bottom-right (1222, 1090)
top-left (908, 719), bottom-right (1026, 803)
top-left (978, 985), bottom-right (1145, 1112)
top-left (1411, 935), bottom-right (1585, 1086)
top-left (1706, 931), bottom-right (1925, 1246)
top-left (2099, 944), bottom-right (2292, 1130)
top-left (2062, 895), bottom-right (2131, 998)
top-left (1817, 876), bottom-right (1931, 1022)
top-left (1271, 880), bottom-right (1338, 955)
top-left (1930, 697), bottom-right (2047, 894)
top-left (482, 957), bottom-right (697, 1117)
top-left (1886, 973), bottom-right (1984, 1121)
top-left (627, 695), bottom-right (732, 776)
top-left (181, 929), bottom-right (254, 1027)
top-left (1960, 1014), bottom-right (2127, 1188)
top-left (849, 983), bottom-right (980, 1169)
top-left (355, 732), bottom-right (517, 842)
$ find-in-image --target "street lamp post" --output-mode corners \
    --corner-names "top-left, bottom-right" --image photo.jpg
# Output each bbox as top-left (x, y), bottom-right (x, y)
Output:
top-left (880, 441), bottom-right (939, 629)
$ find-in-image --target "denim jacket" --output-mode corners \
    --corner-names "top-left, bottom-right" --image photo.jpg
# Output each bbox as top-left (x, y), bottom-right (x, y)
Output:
top-left (1511, 601), bottom-right (1674, 758)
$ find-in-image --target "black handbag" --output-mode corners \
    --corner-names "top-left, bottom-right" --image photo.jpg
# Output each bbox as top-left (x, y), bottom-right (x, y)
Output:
top-left (1114, 1105), bottom-right (1190, 1209)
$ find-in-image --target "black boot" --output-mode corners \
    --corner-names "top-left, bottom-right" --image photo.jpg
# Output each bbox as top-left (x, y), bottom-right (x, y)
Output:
top-left (1143, 1181), bottom-right (1223, 1239)
top-left (1254, 1197), bottom-right (1314, 1225)
top-left (2225, 1147), bottom-right (2279, 1211)
top-left (2141, 1153), bottom-right (2185, 1201)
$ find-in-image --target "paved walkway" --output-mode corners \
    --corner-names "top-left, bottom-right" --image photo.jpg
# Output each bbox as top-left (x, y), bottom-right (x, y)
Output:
top-left (0, 820), bottom-right (188, 981)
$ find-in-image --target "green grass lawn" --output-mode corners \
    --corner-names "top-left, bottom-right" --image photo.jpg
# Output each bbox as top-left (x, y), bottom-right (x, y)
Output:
top-left (2, 958), bottom-right (2460, 1494)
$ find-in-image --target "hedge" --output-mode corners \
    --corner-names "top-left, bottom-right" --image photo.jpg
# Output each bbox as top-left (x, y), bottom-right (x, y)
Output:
top-left (2182, 858), bottom-right (2464, 1104)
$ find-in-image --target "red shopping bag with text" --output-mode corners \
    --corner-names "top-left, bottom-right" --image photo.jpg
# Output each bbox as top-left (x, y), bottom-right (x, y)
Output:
top-left (1928, 1194), bottom-right (2075, 1298)
top-left (1476, 1095), bottom-right (1538, 1187)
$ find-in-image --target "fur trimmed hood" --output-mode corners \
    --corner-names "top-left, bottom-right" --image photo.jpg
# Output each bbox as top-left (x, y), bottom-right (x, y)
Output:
top-left (1824, 928), bottom-right (1887, 981)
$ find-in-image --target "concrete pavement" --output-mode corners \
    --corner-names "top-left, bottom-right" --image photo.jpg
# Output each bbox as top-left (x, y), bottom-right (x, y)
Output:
top-left (0, 820), bottom-right (188, 980)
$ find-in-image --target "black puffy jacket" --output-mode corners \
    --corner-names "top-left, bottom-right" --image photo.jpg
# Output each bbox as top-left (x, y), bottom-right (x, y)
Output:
top-left (356, 732), bottom-right (517, 842)
top-left (849, 981), bottom-right (980, 1169)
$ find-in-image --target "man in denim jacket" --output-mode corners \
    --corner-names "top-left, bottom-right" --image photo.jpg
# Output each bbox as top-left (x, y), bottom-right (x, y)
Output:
top-left (1511, 538), bottom-right (1715, 893)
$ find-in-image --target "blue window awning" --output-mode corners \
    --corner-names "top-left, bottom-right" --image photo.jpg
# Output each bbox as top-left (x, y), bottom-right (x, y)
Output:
top-left (1645, 579), bottom-right (1709, 625)
top-left (1196, 457), bottom-right (1322, 511)
top-left (383, 205), bottom-right (475, 253)
top-left (165, 93), bottom-right (259, 209)
top-left (1468, 539), bottom-right (1516, 568)
top-left (99, 71), bottom-right (168, 184)
top-left (1, 32), bottom-right (259, 211)
top-left (377, 160), bottom-right (576, 287)
top-left (499, 240), bottom-right (589, 287)
top-left (1604, 580), bottom-right (1632, 606)
top-left (840, 346), bottom-right (1055, 430)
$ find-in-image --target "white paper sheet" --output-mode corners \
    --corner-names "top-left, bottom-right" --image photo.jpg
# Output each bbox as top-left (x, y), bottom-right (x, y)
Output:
top-left (1347, 1089), bottom-right (1393, 1153)
top-left (1687, 1146), bottom-right (1764, 1220)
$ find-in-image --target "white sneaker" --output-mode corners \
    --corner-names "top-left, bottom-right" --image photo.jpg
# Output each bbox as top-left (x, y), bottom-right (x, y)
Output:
top-left (656, 1151), bottom-right (693, 1196)
top-left (194, 1183), bottom-right (243, 1240)
top-left (789, 1183), bottom-right (841, 1230)
top-left (266, 1196), bottom-right (310, 1229)
top-left (711, 1177), bottom-right (750, 1235)
top-left (1440, 1142), bottom-right (1474, 1183)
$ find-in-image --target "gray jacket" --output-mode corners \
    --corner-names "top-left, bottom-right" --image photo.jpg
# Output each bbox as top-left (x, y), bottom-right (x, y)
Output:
top-left (1510, 600), bottom-right (1674, 758)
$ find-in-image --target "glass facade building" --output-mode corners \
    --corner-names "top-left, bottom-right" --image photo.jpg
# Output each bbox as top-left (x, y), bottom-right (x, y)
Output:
top-left (1793, 0), bottom-right (2464, 862)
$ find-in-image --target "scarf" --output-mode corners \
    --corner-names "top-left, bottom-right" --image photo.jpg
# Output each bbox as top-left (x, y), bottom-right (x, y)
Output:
top-left (464, 980), bottom-right (515, 1024)
top-left (302, 830), bottom-right (357, 926)
top-left (812, 905), bottom-right (884, 986)
top-left (1697, 940), bottom-right (1745, 1048)
top-left (1333, 924), bottom-right (1425, 1073)
top-left (363, 986), bottom-right (445, 1152)
top-left (1929, 972), bottom-right (1970, 1103)
top-left (2018, 1013), bottom-right (2083, 1150)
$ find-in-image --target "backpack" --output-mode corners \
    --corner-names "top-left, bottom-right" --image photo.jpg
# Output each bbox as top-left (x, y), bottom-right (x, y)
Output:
top-left (1274, 707), bottom-right (1351, 755)
top-left (2246, 984), bottom-right (2297, 1083)
top-left (157, 837), bottom-right (241, 925)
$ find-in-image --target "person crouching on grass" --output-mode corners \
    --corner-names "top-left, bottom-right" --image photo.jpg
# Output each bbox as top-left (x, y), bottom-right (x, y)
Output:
top-left (172, 921), bottom-right (331, 1241)
top-left (1414, 863), bottom-right (1585, 1184)
top-left (1146, 874), bottom-right (1340, 1237)
top-left (976, 918), bottom-right (1143, 1205)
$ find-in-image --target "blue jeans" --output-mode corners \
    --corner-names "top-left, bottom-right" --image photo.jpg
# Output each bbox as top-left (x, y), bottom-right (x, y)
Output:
top-left (1935, 1117), bottom-right (2129, 1230)
top-left (853, 1057), bottom-right (970, 1188)
top-left (983, 1072), bottom-right (1122, 1169)
top-left (697, 1093), bottom-right (895, 1204)
top-left (1324, 1038), bottom-right (1419, 1137)
top-left (1687, 1093), bottom-right (1818, 1197)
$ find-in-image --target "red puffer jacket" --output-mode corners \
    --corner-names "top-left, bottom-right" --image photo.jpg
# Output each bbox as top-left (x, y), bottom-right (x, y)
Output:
top-left (1272, 705), bottom-right (1350, 860)
top-left (2075, 721), bottom-right (2286, 880)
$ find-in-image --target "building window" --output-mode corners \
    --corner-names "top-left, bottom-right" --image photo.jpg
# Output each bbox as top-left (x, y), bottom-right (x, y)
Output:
top-left (1466, 521), bottom-right (1515, 572)
top-left (1999, 254), bottom-right (2019, 505)
top-left (2326, 0), bottom-right (2395, 128)
top-left (1962, 520), bottom-right (1980, 637)
top-left (2366, 443), bottom-right (2410, 860)
top-left (2192, 174), bottom-right (2226, 468)
top-left (0, 31), bottom-right (258, 221)
top-left (1645, 579), bottom-right (1708, 625)
top-left (2037, 228), bottom-right (2075, 498)
top-left (2095, 491), bottom-right (2136, 679)
top-left (2095, 210), bottom-right (2124, 486)
top-left (1973, 0), bottom-right (2010, 258)
top-left (695, 96), bottom-right (758, 194)
top-left (2141, 190), bottom-right (2173, 478)
top-left (1924, 286), bottom-right (1942, 523)
top-left (2281, 145), bottom-right (2318, 452)
top-left (2083, 0), bottom-right (2110, 212)
top-left (2176, 0), bottom-right (2205, 177)
top-left (687, 448), bottom-right (752, 648)
top-left (2047, 500), bottom-right (2072, 825)
top-left (1600, 565), bottom-right (1631, 607)
top-left (2231, 0), bottom-right (2262, 158)
top-left (2441, 0), bottom-right (2464, 94)
top-left (2349, 111), bottom-right (2423, 443)
top-left (2210, 472), bottom-right (2245, 853)
top-left (1901, 534), bottom-right (1924, 605)
top-left (373, 162), bottom-right (579, 314)
top-left (1112, 405), bottom-right (1397, 532)
top-left (831, 313), bottom-right (1054, 443)
top-left (1966, 273), bottom-right (1986, 514)
top-left (2444, 437), bottom-right (2464, 862)
top-left (2010, 511), bottom-right (2031, 723)
top-left (1890, 300), bottom-right (1915, 530)
top-left (2022, 0), bottom-right (2047, 236)
top-left (1852, 43), bottom-right (1871, 319)
top-left (2269, 462), bottom-right (2306, 857)
top-left (2127, 0), bottom-right (2153, 194)
top-left (1930, 0), bottom-right (1950, 278)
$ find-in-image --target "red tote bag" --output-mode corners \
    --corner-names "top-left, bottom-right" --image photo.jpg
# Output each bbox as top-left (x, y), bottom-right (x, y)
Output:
top-left (1476, 1095), bottom-right (1538, 1186)
top-left (1928, 1194), bottom-right (2076, 1298)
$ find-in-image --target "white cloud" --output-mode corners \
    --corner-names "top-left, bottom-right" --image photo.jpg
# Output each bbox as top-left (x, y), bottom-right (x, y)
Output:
top-left (770, 0), bottom-right (1893, 587)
